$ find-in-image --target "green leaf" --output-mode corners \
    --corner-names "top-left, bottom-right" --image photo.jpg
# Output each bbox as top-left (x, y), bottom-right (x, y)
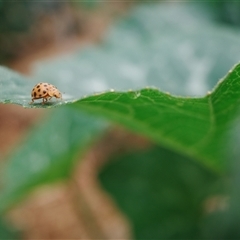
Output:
top-left (1, 61), bottom-right (240, 174)
top-left (0, 66), bottom-right (68, 108)
top-left (99, 146), bottom-right (221, 239)
top-left (70, 63), bottom-right (240, 173)
top-left (0, 108), bottom-right (107, 214)
top-left (0, 218), bottom-right (20, 240)
top-left (201, 112), bottom-right (240, 239)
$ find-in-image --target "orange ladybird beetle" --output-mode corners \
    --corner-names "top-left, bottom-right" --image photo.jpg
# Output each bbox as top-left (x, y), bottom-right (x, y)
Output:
top-left (30, 82), bottom-right (62, 104)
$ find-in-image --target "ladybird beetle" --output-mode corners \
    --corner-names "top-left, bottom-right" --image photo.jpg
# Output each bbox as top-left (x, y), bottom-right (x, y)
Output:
top-left (30, 82), bottom-right (62, 104)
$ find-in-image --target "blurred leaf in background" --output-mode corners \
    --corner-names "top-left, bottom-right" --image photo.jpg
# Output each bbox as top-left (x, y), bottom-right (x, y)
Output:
top-left (200, 111), bottom-right (240, 239)
top-left (0, 218), bottom-right (20, 240)
top-left (0, 1), bottom-right (80, 63)
top-left (0, 107), bottom-right (108, 214)
top-left (71, 0), bottom-right (101, 9)
top-left (33, 2), bottom-right (240, 97)
top-left (1, 1), bottom-right (240, 239)
top-left (214, 1), bottom-right (240, 26)
top-left (99, 145), bottom-right (222, 239)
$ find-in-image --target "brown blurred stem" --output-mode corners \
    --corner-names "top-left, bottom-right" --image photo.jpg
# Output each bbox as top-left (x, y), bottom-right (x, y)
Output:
top-left (69, 177), bottom-right (107, 239)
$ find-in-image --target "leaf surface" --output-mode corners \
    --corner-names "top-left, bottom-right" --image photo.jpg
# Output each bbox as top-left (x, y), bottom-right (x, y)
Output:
top-left (1, 63), bottom-right (240, 173)
top-left (70, 63), bottom-right (240, 172)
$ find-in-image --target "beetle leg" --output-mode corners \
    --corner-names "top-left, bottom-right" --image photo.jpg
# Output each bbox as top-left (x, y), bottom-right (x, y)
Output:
top-left (42, 98), bottom-right (47, 105)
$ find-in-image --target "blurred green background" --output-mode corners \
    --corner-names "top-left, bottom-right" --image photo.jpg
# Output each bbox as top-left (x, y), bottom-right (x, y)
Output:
top-left (1, 1), bottom-right (240, 239)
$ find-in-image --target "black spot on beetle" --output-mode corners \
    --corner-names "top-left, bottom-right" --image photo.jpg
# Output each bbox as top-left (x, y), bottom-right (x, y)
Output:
top-left (37, 85), bottom-right (40, 88)
top-left (34, 92), bottom-right (37, 97)
top-left (39, 94), bottom-right (42, 97)
top-left (38, 89), bottom-right (41, 92)
top-left (43, 91), bottom-right (46, 94)
top-left (44, 84), bottom-right (47, 87)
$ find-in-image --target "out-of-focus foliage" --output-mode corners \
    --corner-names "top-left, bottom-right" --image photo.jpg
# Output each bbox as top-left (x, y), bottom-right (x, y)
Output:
top-left (71, 1), bottom-right (101, 9)
top-left (0, 108), bottom-right (107, 214)
top-left (32, 3), bottom-right (240, 97)
top-left (0, 218), bottom-right (20, 239)
top-left (199, 112), bottom-right (240, 239)
top-left (99, 146), bottom-right (221, 239)
top-left (1, 2), bottom-right (240, 239)
top-left (0, 1), bottom-right (69, 32)
top-left (214, 2), bottom-right (240, 26)
top-left (0, 1), bottom-right (75, 62)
